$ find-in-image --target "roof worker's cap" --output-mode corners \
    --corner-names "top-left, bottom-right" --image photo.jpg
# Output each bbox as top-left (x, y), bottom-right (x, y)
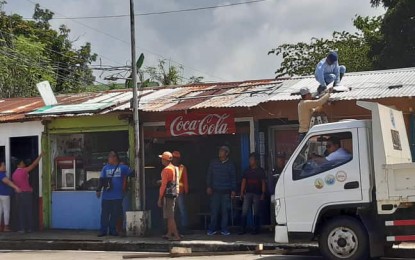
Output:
top-left (159, 151), bottom-right (173, 161)
top-left (300, 87), bottom-right (311, 96)
top-left (327, 51), bottom-right (338, 62)
top-left (172, 151), bottom-right (181, 158)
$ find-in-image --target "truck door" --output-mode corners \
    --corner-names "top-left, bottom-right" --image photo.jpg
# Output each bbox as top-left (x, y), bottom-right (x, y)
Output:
top-left (284, 130), bottom-right (362, 232)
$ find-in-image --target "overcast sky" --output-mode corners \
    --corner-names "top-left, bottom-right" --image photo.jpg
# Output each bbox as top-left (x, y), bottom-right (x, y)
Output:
top-left (6, 0), bottom-right (385, 83)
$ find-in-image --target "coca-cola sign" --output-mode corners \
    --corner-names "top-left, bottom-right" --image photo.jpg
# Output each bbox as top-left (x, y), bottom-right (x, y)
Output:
top-left (166, 112), bottom-right (236, 136)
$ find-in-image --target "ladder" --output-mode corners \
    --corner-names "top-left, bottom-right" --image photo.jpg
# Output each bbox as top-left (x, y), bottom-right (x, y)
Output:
top-left (304, 111), bottom-right (329, 159)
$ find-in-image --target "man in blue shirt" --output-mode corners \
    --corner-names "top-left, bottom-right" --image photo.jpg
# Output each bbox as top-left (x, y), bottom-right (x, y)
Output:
top-left (206, 146), bottom-right (236, 236)
top-left (96, 151), bottom-right (132, 237)
top-left (315, 51), bottom-right (346, 95)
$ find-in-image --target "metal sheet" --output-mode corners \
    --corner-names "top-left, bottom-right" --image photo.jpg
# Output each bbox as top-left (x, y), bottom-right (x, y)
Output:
top-left (28, 103), bottom-right (114, 115)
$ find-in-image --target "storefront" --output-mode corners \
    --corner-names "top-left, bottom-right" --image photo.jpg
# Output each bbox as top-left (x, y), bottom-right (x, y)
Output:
top-left (41, 115), bottom-right (133, 229)
top-left (141, 110), bottom-right (255, 231)
top-left (0, 121), bottom-right (43, 230)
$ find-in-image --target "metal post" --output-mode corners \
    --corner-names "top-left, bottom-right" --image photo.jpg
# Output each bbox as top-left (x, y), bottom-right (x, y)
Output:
top-left (130, 0), bottom-right (141, 211)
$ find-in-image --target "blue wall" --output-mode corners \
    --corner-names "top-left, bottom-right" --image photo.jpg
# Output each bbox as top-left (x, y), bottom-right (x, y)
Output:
top-left (52, 191), bottom-right (101, 230)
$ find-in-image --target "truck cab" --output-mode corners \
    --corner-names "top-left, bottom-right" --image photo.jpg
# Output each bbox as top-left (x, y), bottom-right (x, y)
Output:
top-left (274, 101), bottom-right (415, 259)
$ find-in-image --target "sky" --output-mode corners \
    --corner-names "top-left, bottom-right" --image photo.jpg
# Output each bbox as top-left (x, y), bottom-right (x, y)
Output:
top-left (5, 0), bottom-right (386, 83)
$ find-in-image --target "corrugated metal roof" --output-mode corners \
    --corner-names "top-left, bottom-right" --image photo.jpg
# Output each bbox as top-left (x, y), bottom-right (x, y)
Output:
top-left (268, 67), bottom-right (415, 101)
top-left (1, 67), bottom-right (415, 122)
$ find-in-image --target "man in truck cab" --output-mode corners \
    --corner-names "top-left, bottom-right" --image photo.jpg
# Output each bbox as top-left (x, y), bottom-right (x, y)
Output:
top-left (312, 136), bottom-right (352, 164)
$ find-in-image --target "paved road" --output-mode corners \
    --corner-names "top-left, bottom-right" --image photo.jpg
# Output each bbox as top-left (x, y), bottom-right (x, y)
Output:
top-left (0, 250), bottom-right (409, 260)
top-left (0, 250), bottom-right (322, 260)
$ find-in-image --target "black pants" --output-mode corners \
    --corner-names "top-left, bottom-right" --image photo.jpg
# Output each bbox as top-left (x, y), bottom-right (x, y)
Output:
top-left (16, 192), bottom-right (33, 232)
top-left (100, 199), bottom-right (122, 235)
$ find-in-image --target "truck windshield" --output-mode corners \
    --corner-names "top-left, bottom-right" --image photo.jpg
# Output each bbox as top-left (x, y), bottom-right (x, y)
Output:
top-left (292, 132), bottom-right (353, 180)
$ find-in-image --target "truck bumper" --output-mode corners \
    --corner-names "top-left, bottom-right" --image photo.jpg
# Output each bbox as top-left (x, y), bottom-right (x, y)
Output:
top-left (275, 225), bottom-right (289, 243)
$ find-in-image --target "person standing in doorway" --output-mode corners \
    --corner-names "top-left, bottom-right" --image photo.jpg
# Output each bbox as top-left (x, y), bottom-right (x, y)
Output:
top-left (239, 153), bottom-right (266, 235)
top-left (158, 151), bottom-right (181, 241)
top-left (206, 146), bottom-right (237, 236)
top-left (172, 151), bottom-right (189, 234)
top-left (0, 162), bottom-right (21, 232)
top-left (12, 153), bottom-right (43, 233)
top-left (298, 87), bottom-right (330, 143)
top-left (96, 151), bottom-right (132, 237)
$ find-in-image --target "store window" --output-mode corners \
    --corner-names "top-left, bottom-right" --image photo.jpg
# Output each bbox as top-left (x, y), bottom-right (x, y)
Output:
top-left (51, 131), bottom-right (129, 191)
top-left (292, 132), bottom-right (353, 180)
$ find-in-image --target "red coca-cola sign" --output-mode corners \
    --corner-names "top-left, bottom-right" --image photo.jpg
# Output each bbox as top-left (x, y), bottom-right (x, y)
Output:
top-left (166, 112), bottom-right (236, 136)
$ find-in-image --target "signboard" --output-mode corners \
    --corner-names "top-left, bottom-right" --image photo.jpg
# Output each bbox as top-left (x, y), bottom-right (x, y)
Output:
top-left (166, 112), bottom-right (236, 137)
top-left (36, 81), bottom-right (58, 106)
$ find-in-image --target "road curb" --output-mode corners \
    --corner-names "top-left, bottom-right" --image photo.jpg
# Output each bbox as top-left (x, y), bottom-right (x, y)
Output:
top-left (0, 239), bottom-right (318, 253)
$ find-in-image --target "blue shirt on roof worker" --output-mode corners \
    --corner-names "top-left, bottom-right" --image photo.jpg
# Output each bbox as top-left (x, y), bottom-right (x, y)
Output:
top-left (314, 51), bottom-right (346, 94)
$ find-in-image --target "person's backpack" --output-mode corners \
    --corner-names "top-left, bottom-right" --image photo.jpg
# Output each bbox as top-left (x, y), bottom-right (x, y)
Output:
top-left (164, 166), bottom-right (179, 198)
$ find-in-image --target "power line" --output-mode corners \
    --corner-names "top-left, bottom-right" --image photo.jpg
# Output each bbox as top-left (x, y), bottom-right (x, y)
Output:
top-left (0, 44), bottom-right (110, 88)
top-left (23, 0), bottom-right (229, 82)
top-left (30, 0), bottom-right (270, 20)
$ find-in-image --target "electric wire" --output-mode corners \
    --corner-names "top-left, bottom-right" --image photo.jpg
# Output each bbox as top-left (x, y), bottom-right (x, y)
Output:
top-left (23, 0), bottom-right (229, 82)
top-left (29, 0), bottom-right (270, 20)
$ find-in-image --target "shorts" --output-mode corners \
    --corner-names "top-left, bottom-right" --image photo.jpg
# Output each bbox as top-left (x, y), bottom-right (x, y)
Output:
top-left (163, 197), bottom-right (176, 219)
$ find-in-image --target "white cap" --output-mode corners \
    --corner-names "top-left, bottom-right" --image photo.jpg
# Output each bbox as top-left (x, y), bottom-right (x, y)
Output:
top-left (300, 87), bottom-right (310, 96)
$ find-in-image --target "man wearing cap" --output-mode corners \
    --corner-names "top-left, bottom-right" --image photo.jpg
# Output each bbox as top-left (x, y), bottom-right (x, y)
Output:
top-left (298, 87), bottom-right (330, 143)
top-left (206, 146), bottom-right (237, 236)
top-left (315, 51), bottom-right (347, 95)
top-left (172, 151), bottom-right (189, 233)
top-left (158, 151), bottom-right (181, 241)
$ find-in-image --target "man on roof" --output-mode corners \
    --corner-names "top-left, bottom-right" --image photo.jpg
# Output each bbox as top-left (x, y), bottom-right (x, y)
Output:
top-left (314, 51), bottom-right (346, 95)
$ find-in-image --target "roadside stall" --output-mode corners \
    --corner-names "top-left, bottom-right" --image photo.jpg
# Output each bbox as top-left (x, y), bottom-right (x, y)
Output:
top-left (40, 114), bottom-right (133, 230)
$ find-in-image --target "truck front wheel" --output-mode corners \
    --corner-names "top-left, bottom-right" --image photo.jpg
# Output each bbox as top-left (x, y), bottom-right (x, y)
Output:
top-left (319, 216), bottom-right (369, 260)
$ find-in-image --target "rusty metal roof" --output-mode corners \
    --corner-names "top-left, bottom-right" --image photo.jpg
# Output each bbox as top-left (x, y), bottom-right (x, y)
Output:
top-left (1, 67), bottom-right (415, 122)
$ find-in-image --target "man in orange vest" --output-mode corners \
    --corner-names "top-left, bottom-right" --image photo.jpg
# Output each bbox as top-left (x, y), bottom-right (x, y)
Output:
top-left (172, 151), bottom-right (189, 233)
top-left (158, 151), bottom-right (181, 241)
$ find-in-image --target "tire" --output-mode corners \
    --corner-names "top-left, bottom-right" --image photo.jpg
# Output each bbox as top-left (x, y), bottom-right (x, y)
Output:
top-left (318, 216), bottom-right (369, 260)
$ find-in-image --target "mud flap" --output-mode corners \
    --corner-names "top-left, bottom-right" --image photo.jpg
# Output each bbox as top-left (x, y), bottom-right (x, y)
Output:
top-left (359, 207), bottom-right (385, 258)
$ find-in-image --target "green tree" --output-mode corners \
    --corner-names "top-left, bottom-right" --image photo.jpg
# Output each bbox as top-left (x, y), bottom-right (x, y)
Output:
top-left (0, 35), bottom-right (55, 98)
top-left (187, 76), bottom-right (204, 84)
top-left (369, 0), bottom-right (415, 69)
top-left (0, 2), bottom-right (97, 96)
top-left (268, 16), bottom-right (381, 77)
top-left (145, 59), bottom-right (183, 86)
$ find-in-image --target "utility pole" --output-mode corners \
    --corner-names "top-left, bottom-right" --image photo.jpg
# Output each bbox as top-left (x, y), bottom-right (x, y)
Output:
top-left (130, 0), bottom-right (141, 211)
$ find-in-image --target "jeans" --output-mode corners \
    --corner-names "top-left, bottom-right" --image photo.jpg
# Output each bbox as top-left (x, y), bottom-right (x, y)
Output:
top-left (100, 199), bottom-right (123, 235)
top-left (0, 195), bottom-right (10, 225)
top-left (16, 192), bottom-right (33, 231)
top-left (209, 192), bottom-right (231, 232)
top-left (176, 193), bottom-right (188, 228)
top-left (323, 65), bottom-right (347, 86)
top-left (241, 193), bottom-right (260, 217)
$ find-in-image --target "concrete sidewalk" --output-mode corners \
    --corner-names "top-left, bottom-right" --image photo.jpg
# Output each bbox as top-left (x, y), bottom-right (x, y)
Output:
top-left (0, 230), bottom-right (316, 253)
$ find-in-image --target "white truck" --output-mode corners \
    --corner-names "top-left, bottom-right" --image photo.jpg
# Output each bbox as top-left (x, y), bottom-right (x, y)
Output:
top-left (274, 101), bottom-right (415, 259)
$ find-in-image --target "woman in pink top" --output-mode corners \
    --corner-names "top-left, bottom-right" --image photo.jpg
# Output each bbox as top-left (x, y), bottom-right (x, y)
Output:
top-left (12, 153), bottom-right (42, 233)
